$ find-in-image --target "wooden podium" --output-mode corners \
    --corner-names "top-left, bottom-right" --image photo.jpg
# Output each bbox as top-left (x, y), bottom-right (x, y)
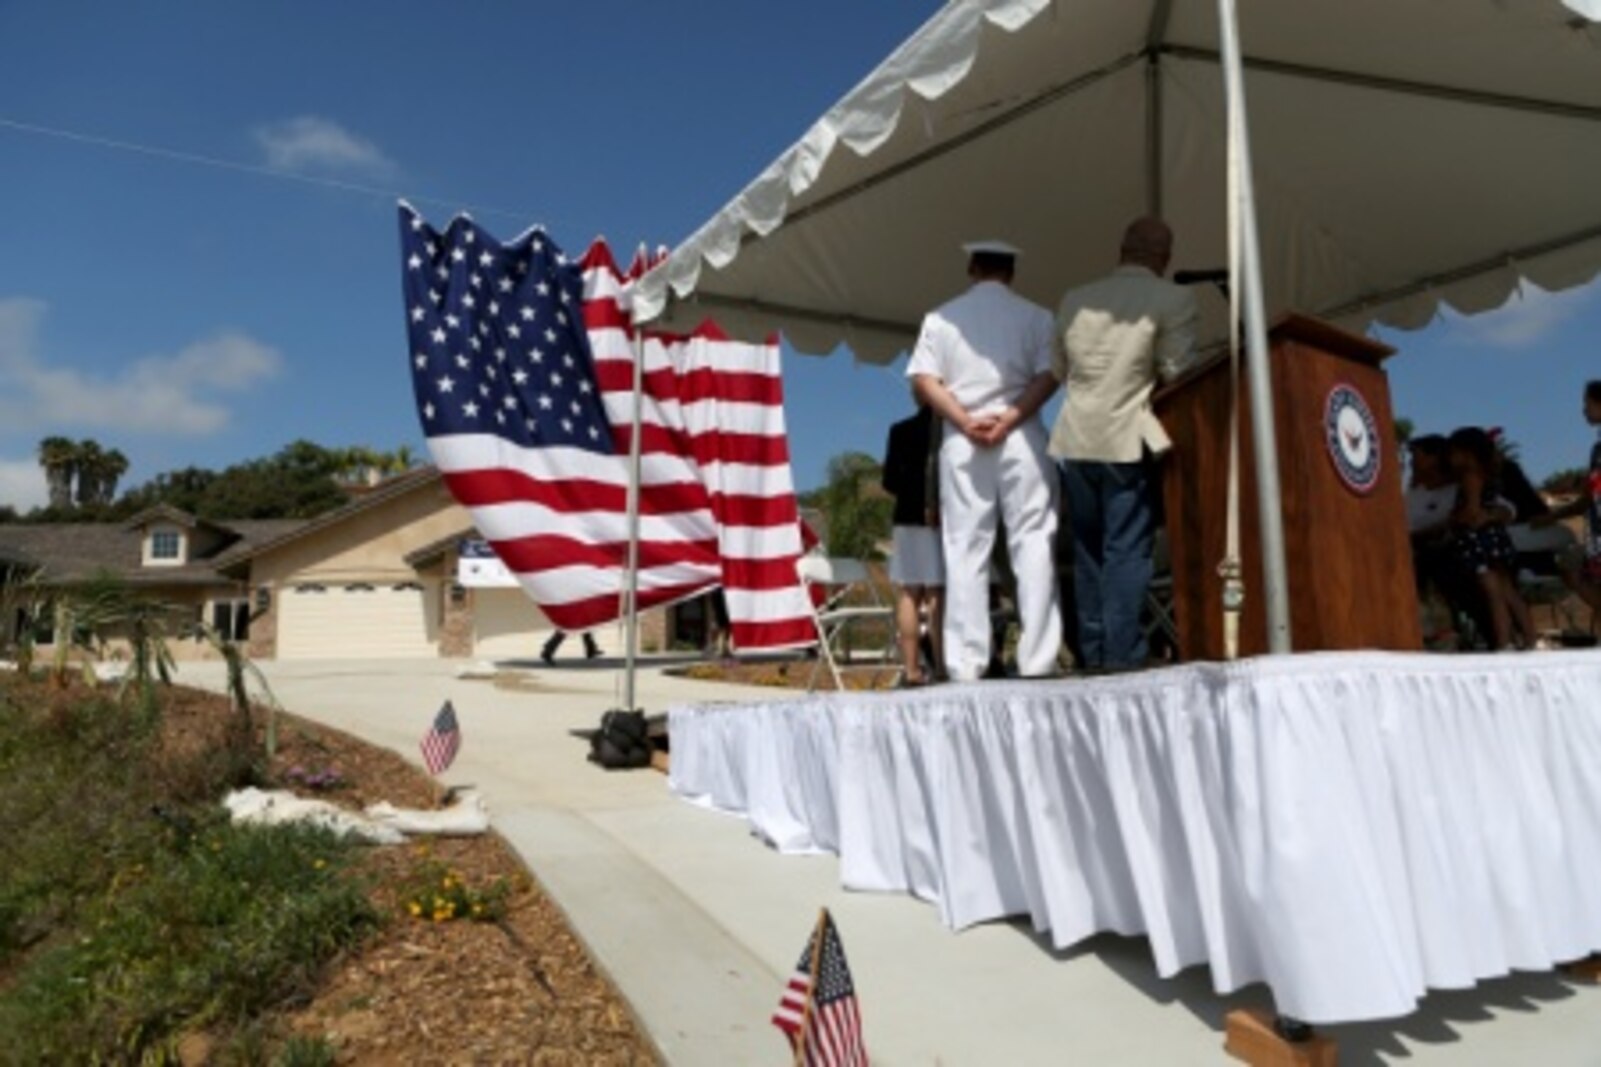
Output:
top-left (1154, 313), bottom-right (1421, 660)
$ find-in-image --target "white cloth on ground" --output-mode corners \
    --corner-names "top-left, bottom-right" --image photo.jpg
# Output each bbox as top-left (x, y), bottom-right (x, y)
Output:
top-left (224, 787), bottom-right (406, 845)
top-left (366, 792), bottom-right (490, 836)
top-left (224, 788), bottom-right (490, 843)
top-left (667, 651), bottom-right (1601, 1025)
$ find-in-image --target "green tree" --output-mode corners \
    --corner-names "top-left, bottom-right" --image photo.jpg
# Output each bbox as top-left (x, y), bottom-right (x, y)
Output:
top-left (1542, 467), bottom-right (1587, 495)
top-left (73, 440), bottom-right (105, 508)
top-left (100, 448), bottom-right (129, 504)
top-left (1394, 418), bottom-right (1414, 447)
top-left (816, 451), bottom-right (893, 560)
top-left (37, 436), bottom-right (76, 511)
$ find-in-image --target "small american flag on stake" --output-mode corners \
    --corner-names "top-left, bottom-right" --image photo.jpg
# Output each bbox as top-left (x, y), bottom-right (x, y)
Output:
top-left (772, 909), bottom-right (867, 1066)
top-left (420, 701), bottom-right (461, 776)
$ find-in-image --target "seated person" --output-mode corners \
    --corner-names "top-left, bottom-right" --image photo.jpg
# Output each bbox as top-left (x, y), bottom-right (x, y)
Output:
top-left (1532, 379), bottom-right (1601, 618)
top-left (1446, 427), bottom-right (1534, 650)
top-left (1407, 435), bottom-right (1490, 646)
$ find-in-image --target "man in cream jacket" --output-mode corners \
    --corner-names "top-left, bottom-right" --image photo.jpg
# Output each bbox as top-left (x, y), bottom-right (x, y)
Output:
top-left (1051, 218), bottom-right (1197, 671)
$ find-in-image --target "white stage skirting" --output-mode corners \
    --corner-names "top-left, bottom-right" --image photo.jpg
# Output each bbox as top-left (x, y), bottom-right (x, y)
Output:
top-left (668, 651), bottom-right (1601, 1024)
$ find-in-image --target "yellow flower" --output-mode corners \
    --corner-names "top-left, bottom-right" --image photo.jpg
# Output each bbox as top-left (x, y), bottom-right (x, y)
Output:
top-left (408, 902), bottom-right (422, 917)
top-left (471, 904), bottom-right (484, 917)
top-left (313, 859), bottom-right (327, 870)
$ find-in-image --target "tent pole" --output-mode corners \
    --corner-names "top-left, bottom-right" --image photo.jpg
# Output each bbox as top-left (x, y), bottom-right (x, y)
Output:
top-left (1216, 0), bottom-right (1292, 653)
top-left (622, 308), bottom-right (647, 709)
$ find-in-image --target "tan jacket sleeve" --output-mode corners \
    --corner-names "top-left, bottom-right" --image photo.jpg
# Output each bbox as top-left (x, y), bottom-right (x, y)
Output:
top-left (1155, 286), bottom-right (1200, 382)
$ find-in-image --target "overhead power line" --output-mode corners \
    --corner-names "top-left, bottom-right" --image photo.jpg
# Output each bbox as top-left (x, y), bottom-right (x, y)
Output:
top-left (0, 114), bottom-right (543, 225)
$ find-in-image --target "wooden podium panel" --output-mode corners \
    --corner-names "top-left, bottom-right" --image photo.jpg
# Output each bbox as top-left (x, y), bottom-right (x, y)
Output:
top-left (1154, 314), bottom-right (1421, 661)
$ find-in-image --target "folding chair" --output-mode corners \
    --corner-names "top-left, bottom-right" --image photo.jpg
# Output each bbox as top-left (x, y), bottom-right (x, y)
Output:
top-left (1509, 523), bottom-right (1591, 636)
top-left (1143, 530), bottom-right (1180, 662)
top-left (796, 556), bottom-right (900, 692)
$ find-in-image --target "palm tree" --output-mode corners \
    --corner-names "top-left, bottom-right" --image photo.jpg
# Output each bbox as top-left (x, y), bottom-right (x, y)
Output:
top-left (74, 439), bottom-right (105, 508)
top-left (100, 448), bottom-right (130, 504)
top-left (38, 436), bottom-right (77, 510)
top-left (392, 443), bottom-right (419, 471)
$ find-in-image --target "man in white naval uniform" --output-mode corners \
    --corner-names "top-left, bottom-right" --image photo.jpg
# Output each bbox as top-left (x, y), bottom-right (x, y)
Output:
top-left (907, 241), bottom-right (1062, 681)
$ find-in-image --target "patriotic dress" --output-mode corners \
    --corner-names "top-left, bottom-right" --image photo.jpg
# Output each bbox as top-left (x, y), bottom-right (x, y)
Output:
top-left (1586, 436), bottom-right (1601, 580)
top-left (1449, 485), bottom-right (1517, 575)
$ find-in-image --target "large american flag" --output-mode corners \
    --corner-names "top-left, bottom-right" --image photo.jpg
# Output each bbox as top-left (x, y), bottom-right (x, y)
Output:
top-left (399, 205), bottom-right (816, 647)
top-left (772, 910), bottom-right (867, 1066)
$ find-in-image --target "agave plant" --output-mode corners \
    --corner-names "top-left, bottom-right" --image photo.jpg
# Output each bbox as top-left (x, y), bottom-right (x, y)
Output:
top-left (70, 571), bottom-right (182, 712)
top-left (200, 624), bottom-right (284, 760)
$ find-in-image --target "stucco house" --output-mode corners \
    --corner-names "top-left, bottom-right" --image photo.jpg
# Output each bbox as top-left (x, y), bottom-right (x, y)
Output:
top-left (1, 468), bottom-right (677, 663)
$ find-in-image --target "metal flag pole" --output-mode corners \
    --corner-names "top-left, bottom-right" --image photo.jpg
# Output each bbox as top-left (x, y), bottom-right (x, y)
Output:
top-left (1216, 0), bottom-right (1293, 654)
top-left (621, 265), bottom-right (648, 711)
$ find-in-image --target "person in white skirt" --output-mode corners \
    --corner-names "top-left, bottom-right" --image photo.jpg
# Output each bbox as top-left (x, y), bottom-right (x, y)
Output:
top-left (882, 399), bottom-right (945, 685)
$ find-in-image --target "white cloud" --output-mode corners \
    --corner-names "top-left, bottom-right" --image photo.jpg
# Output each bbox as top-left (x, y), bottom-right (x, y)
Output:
top-left (254, 116), bottom-right (398, 179)
top-left (0, 456), bottom-right (46, 512)
top-left (1448, 282), bottom-right (1597, 350)
top-left (0, 298), bottom-right (283, 436)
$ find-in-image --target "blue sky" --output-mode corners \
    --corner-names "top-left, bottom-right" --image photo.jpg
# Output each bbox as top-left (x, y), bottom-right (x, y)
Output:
top-left (0, 3), bottom-right (1596, 511)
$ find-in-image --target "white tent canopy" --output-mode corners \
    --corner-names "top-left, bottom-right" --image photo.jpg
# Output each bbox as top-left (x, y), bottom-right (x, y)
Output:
top-left (634, 0), bottom-right (1601, 363)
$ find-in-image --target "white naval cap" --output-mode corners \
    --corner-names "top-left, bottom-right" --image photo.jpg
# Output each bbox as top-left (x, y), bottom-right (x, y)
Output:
top-left (961, 239), bottom-right (1022, 257)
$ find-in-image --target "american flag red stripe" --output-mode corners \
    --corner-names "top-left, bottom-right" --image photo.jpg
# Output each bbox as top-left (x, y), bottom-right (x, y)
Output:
top-left (772, 910), bottom-right (868, 1067)
top-left (403, 208), bottom-right (816, 647)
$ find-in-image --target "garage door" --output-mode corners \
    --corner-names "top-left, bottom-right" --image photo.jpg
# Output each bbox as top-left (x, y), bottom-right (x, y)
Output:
top-left (472, 588), bottom-right (618, 661)
top-left (277, 580), bottom-right (438, 660)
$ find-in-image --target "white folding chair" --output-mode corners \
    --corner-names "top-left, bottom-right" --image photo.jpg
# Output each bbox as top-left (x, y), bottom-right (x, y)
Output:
top-left (1509, 523), bottom-right (1588, 634)
top-left (796, 556), bottom-right (899, 692)
top-left (1143, 530), bottom-right (1180, 660)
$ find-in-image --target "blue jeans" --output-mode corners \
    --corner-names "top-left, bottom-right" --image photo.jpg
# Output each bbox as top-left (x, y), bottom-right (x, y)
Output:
top-left (1062, 460), bottom-right (1154, 670)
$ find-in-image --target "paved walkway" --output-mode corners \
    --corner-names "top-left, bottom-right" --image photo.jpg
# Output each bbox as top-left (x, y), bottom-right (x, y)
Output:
top-left (175, 658), bottom-right (1601, 1066)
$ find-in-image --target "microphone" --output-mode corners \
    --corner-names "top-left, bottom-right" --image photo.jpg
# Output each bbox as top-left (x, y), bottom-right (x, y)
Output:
top-left (1173, 269), bottom-right (1229, 286)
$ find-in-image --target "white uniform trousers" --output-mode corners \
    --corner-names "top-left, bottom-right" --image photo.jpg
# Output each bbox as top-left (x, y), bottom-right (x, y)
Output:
top-left (939, 421), bottom-right (1062, 680)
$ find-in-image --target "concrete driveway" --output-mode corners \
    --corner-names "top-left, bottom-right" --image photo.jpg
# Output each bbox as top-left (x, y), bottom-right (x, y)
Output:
top-left (175, 657), bottom-right (1601, 1066)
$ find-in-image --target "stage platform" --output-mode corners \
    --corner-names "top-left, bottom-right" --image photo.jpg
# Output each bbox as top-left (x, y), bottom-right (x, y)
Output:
top-left (667, 651), bottom-right (1601, 1025)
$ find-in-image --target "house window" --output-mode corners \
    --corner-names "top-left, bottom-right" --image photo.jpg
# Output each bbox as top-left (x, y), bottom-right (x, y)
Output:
top-left (150, 529), bottom-right (181, 561)
top-left (211, 600), bottom-right (251, 643)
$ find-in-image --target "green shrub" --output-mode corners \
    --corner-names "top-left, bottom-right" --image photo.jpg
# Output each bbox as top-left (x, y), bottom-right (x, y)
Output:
top-left (0, 678), bottom-right (378, 1064)
top-left (0, 820), bottom-right (376, 1064)
top-left (274, 1034), bottom-right (339, 1067)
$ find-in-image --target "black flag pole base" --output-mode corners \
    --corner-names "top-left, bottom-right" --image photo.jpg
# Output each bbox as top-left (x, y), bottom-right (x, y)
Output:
top-left (439, 783), bottom-right (475, 807)
top-left (586, 707), bottom-right (653, 770)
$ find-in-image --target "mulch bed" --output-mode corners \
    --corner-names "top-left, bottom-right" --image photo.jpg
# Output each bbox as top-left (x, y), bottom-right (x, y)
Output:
top-left (671, 658), bottom-right (900, 692)
top-left (163, 686), bottom-right (658, 1066)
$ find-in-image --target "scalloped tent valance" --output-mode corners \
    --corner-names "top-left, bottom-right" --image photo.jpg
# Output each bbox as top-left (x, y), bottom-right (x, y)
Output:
top-left (632, 0), bottom-right (1601, 364)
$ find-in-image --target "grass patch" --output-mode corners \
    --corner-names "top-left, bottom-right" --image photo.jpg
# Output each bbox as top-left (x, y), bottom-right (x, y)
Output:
top-left (0, 675), bottom-right (377, 1064)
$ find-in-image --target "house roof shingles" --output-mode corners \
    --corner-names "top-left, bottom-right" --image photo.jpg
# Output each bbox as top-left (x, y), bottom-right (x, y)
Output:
top-left (0, 517), bottom-right (307, 587)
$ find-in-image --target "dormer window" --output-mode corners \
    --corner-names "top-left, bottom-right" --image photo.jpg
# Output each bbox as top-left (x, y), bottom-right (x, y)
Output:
top-left (145, 526), bottom-right (185, 566)
top-left (150, 530), bottom-right (180, 560)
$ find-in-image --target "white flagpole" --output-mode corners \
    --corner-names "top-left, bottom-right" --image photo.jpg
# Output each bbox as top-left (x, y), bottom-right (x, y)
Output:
top-left (621, 250), bottom-right (648, 710)
top-left (1216, 0), bottom-right (1293, 654)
